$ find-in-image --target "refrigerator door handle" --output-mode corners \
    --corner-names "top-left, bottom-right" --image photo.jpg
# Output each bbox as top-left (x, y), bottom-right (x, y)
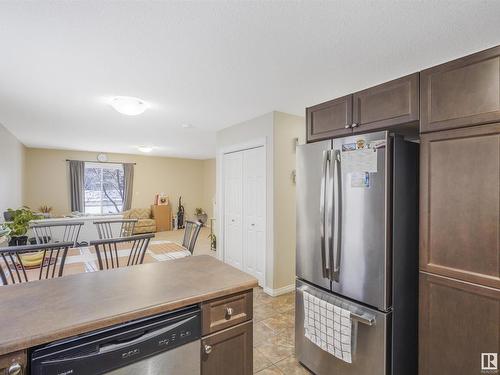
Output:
top-left (297, 284), bottom-right (375, 326)
top-left (320, 150), bottom-right (329, 278)
top-left (331, 150), bottom-right (342, 282)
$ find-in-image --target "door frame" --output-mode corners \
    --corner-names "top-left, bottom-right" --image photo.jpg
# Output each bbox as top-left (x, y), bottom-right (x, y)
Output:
top-left (217, 137), bottom-right (269, 288)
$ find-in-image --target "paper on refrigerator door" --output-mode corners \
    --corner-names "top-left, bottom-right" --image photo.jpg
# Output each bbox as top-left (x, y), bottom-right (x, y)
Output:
top-left (341, 148), bottom-right (377, 173)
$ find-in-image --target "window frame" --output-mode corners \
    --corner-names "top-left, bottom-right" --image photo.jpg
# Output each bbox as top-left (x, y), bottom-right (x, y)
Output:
top-left (83, 162), bottom-right (125, 215)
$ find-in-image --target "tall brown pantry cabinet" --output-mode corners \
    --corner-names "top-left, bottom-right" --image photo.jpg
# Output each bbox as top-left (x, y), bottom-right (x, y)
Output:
top-left (419, 46), bottom-right (500, 375)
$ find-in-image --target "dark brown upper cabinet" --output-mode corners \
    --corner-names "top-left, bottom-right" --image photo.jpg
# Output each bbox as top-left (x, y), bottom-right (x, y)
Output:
top-left (420, 123), bottom-right (500, 289)
top-left (352, 73), bottom-right (419, 133)
top-left (419, 272), bottom-right (500, 375)
top-left (420, 45), bottom-right (500, 133)
top-left (306, 95), bottom-right (353, 142)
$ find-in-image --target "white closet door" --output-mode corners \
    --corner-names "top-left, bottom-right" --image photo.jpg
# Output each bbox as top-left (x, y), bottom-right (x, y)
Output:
top-left (242, 147), bottom-right (265, 285)
top-left (223, 152), bottom-right (243, 269)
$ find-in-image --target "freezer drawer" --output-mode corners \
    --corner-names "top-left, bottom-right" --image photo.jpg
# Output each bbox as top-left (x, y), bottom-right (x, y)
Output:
top-left (295, 279), bottom-right (390, 375)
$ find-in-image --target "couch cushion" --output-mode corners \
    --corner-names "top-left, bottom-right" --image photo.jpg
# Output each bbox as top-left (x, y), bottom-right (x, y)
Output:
top-left (133, 223), bottom-right (156, 234)
top-left (136, 219), bottom-right (156, 227)
top-left (125, 208), bottom-right (151, 220)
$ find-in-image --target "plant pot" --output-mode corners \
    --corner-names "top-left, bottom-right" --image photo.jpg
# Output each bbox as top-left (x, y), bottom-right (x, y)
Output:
top-left (29, 236), bottom-right (51, 245)
top-left (8, 236), bottom-right (28, 246)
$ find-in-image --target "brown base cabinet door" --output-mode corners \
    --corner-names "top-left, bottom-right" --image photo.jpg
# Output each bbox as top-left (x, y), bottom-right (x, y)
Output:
top-left (420, 123), bottom-right (500, 289)
top-left (201, 321), bottom-right (252, 375)
top-left (419, 272), bottom-right (500, 375)
top-left (0, 351), bottom-right (26, 375)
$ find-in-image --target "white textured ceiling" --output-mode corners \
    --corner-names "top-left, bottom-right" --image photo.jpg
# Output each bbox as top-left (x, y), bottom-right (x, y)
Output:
top-left (0, 1), bottom-right (499, 159)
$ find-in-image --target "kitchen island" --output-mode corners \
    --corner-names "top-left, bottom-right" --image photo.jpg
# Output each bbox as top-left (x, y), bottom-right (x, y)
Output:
top-left (0, 255), bottom-right (257, 374)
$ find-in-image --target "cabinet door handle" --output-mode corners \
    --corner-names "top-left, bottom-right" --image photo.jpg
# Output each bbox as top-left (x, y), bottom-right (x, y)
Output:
top-left (8, 362), bottom-right (23, 375)
top-left (344, 124), bottom-right (351, 129)
top-left (351, 123), bottom-right (359, 128)
top-left (204, 344), bottom-right (213, 354)
top-left (225, 307), bottom-right (234, 317)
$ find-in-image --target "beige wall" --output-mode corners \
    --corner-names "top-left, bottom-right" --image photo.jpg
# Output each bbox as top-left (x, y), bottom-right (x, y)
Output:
top-left (0, 123), bottom-right (25, 218)
top-left (24, 148), bottom-right (215, 220)
top-left (202, 159), bottom-right (216, 218)
top-left (273, 112), bottom-right (305, 289)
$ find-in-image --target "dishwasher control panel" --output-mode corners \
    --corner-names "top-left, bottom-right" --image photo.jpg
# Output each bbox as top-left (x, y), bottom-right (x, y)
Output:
top-left (30, 306), bottom-right (201, 375)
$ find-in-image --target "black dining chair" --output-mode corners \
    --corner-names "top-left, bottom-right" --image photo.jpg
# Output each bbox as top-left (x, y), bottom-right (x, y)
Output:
top-left (0, 242), bottom-right (73, 285)
top-left (182, 221), bottom-right (202, 254)
top-left (30, 221), bottom-right (84, 247)
top-left (89, 233), bottom-right (154, 270)
top-left (94, 219), bottom-right (138, 239)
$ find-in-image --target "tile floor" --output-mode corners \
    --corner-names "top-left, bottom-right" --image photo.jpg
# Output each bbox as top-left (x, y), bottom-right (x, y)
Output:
top-left (253, 287), bottom-right (311, 374)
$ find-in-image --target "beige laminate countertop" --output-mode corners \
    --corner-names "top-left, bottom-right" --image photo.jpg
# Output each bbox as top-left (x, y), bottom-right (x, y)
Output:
top-left (0, 255), bottom-right (257, 356)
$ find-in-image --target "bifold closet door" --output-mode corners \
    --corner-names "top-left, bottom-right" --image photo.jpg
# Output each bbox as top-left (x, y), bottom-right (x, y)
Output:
top-left (223, 152), bottom-right (243, 270)
top-left (242, 147), bottom-right (265, 286)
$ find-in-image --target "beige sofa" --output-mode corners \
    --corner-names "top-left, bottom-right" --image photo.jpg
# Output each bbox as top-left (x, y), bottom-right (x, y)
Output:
top-left (122, 208), bottom-right (157, 234)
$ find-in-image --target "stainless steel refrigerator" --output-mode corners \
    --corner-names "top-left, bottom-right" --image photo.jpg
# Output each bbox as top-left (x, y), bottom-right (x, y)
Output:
top-left (295, 131), bottom-right (418, 375)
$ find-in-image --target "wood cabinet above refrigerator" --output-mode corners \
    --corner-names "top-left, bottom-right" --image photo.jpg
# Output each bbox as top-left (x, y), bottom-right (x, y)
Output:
top-left (420, 45), bottom-right (500, 133)
top-left (306, 74), bottom-right (419, 143)
top-left (306, 95), bottom-right (353, 142)
top-left (352, 73), bottom-right (419, 133)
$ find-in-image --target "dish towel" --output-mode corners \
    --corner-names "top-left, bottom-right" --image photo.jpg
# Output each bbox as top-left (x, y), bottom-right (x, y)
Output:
top-left (303, 290), bottom-right (353, 363)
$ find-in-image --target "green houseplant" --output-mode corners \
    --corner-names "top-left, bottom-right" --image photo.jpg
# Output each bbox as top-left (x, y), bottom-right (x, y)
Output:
top-left (5, 207), bottom-right (43, 246)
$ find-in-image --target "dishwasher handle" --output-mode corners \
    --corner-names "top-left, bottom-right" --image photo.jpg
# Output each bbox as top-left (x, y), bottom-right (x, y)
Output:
top-left (98, 315), bottom-right (196, 354)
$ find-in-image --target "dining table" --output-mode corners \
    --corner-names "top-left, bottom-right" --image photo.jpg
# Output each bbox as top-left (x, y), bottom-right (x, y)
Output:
top-left (6, 239), bottom-right (191, 283)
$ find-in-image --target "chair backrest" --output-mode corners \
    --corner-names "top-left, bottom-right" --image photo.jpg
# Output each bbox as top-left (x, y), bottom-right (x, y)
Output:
top-left (30, 221), bottom-right (84, 247)
top-left (182, 221), bottom-right (202, 254)
top-left (94, 219), bottom-right (138, 239)
top-left (90, 233), bottom-right (154, 270)
top-left (0, 242), bottom-right (72, 285)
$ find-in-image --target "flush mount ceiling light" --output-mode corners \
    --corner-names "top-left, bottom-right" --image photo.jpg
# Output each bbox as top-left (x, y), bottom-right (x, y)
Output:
top-left (110, 96), bottom-right (148, 116)
top-left (138, 146), bottom-right (153, 153)
top-left (181, 123), bottom-right (194, 129)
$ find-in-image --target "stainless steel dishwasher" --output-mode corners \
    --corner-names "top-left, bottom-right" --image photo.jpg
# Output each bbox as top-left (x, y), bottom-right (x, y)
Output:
top-left (30, 305), bottom-right (201, 375)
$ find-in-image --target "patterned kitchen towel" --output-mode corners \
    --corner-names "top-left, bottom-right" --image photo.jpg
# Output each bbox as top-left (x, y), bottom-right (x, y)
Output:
top-left (303, 290), bottom-right (353, 363)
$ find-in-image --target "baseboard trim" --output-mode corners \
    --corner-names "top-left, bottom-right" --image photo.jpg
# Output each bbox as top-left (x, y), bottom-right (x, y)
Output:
top-left (263, 284), bottom-right (295, 297)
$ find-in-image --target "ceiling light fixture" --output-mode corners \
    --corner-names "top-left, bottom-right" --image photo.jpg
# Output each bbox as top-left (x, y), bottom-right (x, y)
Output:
top-left (110, 96), bottom-right (148, 116)
top-left (181, 123), bottom-right (193, 129)
top-left (138, 146), bottom-right (153, 153)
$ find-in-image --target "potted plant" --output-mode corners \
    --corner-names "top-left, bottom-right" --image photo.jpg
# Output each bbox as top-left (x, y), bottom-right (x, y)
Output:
top-left (5, 207), bottom-right (43, 246)
top-left (194, 208), bottom-right (208, 226)
top-left (39, 205), bottom-right (53, 218)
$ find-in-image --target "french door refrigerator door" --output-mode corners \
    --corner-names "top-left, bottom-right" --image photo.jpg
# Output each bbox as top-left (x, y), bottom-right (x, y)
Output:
top-left (332, 131), bottom-right (391, 311)
top-left (296, 140), bottom-right (333, 291)
top-left (295, 279), bottom-right (389, 375)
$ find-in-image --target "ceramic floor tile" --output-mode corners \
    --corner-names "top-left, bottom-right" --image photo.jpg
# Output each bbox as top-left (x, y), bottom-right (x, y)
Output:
top-left (254, 303), bottom-right (278, 322)
top-left (255, 365), bottom-right (284, 374)
top-left (254, 320), bottom-right (278, 347)
top-left (258, 337), bottom-right (295, 364)
top-left (275, 356), bottom-right (312, 374)
top-left (261, 314), bottom-right (295, 334)
top-left (254, 347), bottom-right (273, 373)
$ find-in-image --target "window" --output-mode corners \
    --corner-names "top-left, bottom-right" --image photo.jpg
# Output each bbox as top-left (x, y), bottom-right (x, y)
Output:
top-left (84, 162), bottom-right (125, 214)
